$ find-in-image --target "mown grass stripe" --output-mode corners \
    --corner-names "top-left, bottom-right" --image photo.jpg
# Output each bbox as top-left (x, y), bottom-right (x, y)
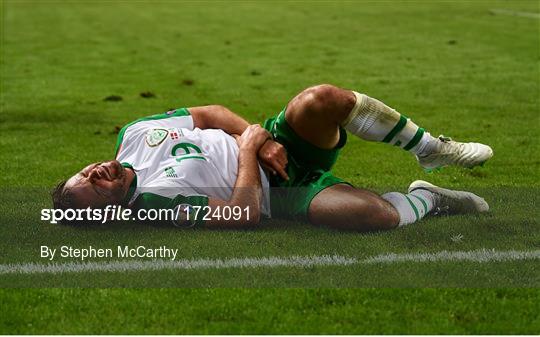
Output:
top-left (0, 249), bottom-right (538, 275)
top-left (363, 249), bottom-right (540, 264)
top-left (489, 9), bottom-right (540, 19)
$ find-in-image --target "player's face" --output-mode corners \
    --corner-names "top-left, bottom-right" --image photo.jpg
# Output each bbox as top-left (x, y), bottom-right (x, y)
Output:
top-left (64, 160), bottom-right (129, 208)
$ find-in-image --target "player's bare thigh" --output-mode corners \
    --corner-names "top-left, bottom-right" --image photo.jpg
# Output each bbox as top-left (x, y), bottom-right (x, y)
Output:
top-left (285, 84), bottom-right (355, 149)
top-left (308, 184), bottom-right (399, 231)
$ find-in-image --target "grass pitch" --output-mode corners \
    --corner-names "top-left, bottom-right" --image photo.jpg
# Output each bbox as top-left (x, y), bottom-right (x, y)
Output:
top-left (1, 0), bottom-right (539, 334)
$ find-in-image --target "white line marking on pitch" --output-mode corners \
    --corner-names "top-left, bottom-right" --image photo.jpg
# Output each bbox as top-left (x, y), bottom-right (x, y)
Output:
top-left (0, 249), bottom-right (538, 275)
top-left (489, 9), bottom-right (540, 19)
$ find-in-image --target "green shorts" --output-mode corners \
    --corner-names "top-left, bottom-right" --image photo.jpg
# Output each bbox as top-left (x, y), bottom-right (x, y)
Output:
top-left (263, 108), bottom-right (351, 219)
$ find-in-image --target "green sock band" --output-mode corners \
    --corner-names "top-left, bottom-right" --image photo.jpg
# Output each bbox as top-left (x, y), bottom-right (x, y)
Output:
top-left (403, 128), bottom-right (425, 151)
top-left (382, 115), bottom-right (408, 143)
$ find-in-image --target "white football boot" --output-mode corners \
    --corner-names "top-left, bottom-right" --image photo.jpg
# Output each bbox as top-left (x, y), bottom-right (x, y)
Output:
top-left (408, 180), bottom-right (489, 215)
top-left (417, 135), bottom-right (493, 170)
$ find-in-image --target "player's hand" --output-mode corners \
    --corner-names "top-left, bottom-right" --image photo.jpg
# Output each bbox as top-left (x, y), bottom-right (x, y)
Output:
top-left (237, 124), bottom-right (271, 153)
top-left (258, 140), bottom-right (289, 180)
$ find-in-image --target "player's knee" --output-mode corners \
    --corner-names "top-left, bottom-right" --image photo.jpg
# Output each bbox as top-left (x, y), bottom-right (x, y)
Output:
top-left (296, 84), bottom-right (355, 123)
top-left (300, 84), bottom-right (339, 110)
top-left (353, 200), bottom-right (398, 231)
top-left (366, 198), bottom-right (400, 230)
top-left (305, 84), bottom-right (338, 99)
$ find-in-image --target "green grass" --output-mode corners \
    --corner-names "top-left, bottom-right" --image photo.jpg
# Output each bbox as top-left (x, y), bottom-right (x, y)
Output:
top-left (1, 0), bottom-right (539, 334)
top-left (1, 289), bottom-right (539, 334)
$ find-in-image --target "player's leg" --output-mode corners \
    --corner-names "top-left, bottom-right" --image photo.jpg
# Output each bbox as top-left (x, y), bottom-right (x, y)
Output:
top-left (285, 84), bottom-right (493, 169)
top-left (308, 184), bottom-right (400, 231)
top-left (309, 181), bottom-right (489, 231)
top-left (284, 84), bottom-right (355, 149)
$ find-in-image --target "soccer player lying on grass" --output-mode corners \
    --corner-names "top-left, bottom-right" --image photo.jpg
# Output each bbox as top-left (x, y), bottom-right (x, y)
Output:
top-left (52, 84), bottom-right (493, 230)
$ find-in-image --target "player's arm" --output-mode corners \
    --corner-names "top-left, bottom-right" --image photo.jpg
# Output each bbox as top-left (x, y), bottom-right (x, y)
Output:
top-left (188, 105), bottom-right (249, 136)
top-left (203, 125), bottom-right (269, 229)
top-left (188, 105), bottom-right (289, 180)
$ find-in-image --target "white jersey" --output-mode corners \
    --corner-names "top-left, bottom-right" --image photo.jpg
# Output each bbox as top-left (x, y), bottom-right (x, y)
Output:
top-left (115, 108), bottom-right (271, 224)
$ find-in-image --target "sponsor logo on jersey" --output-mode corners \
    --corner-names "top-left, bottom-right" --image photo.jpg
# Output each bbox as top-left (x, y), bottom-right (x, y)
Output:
top-left (145, 128), bottom-right (169, 147)
top-left (164, 166), bottom-right (177, 178)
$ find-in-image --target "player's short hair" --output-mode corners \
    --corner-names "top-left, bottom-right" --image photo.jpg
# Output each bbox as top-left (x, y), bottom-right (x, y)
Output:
top-left (51, 180), bottom-right (78, 226)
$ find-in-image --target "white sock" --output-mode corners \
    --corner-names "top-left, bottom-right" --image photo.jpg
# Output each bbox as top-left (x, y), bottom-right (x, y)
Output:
top-left (342, 91), bottom-right (437, 156)
top-left (382, 189), bottom-right (436, 226)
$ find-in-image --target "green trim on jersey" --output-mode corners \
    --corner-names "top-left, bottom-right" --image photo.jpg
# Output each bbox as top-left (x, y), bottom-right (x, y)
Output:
top-left (115, 108), bottom-right (191, 157)
top-left (133, 192), bottom-right (208, 227)
top-left (121, 162), bottom-right (137, 204)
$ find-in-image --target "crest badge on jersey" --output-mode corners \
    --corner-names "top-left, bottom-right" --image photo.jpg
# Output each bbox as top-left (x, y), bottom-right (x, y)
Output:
top-left (145, 128), bottom-right (169, 147)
